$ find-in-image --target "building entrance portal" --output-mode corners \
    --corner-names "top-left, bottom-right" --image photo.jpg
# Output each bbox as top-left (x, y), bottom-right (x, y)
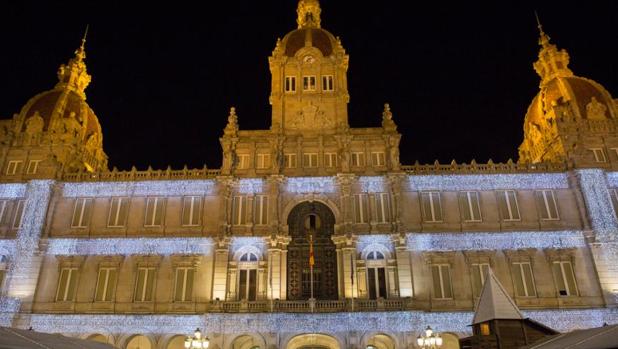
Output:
top-left (287, 201), bottom-right (338, 300)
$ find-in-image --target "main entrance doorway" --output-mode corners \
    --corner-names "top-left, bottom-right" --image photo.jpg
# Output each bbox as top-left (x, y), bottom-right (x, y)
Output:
top-left (287, 201), bottom-right (338, 300)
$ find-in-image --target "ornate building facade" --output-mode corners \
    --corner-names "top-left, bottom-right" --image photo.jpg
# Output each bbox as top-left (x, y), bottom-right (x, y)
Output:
top-left (0, 1), bottom-right (617, 348)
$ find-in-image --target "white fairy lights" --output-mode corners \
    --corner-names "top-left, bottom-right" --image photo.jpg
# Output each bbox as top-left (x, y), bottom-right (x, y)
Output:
top-left (0, 183), bottom-right (26, 198)
top-left (408, 173), bottom-right (569, 191)
top-left (47, 238), bottom-right (214, 256)
top-left (578, 170), bottom-right (618, 242)
top-left (407, 230), bottom-right (586, 251)
top-left (358, 176), bottom-right (385, 193)
top-left (62, 180), bottom-right (216, 197)
top-left (237, 179), bottom-right (265, 194)
top-left (286, 177), bottom-right (335, 193)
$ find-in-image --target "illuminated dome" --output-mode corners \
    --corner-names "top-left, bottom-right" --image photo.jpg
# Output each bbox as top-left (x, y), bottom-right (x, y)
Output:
top-left (282, 28), bottom-right (336, 57)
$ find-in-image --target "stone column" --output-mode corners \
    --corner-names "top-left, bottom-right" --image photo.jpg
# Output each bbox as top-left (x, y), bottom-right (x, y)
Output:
top-left (265, 235), bottom-right (289, 300)
top-left (336, 174), bottom-right (355, 233)
top-left (387, 174), bottom-right (405, 233)
top-left (392, 233), bottom-right (414, 298)
top-left (211, 237), bottom-right (231, 301)
top-left (333, 234), bottom-right (358, 298)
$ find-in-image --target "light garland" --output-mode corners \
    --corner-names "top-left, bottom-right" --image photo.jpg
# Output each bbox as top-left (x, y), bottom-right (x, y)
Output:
top-left (62, 180), bottom-right (216, 198)
top-left (0, 183), bottom-right (26, 198)
top-left (408, 173), bottom-right (569, 191)
top-left (230, 237), bottom-right (266, 256)
top-left (0, 240), bottom-right (15, 257)
top-left (24, 308), bottom-right (618, 336)
top-left (237, 179), bottom-right (265, 194)
top-left (357, 235), bottom-right (393, 254)
top-left (406, 230), bottom-right (586, 251)
top-left (286, 177), bottom-right (335, 193)
top-left (578, 170), bottom-right (618, 242)
top-left (0, 297), bottom-right (20, 327)
top-left (358, 176), bottom-right (385, 193)
top-left (47, 238), bottom-right (214, 256)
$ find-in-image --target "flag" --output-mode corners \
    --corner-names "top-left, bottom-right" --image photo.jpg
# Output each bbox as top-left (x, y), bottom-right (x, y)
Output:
top-left (350, 254), bottom-right (354, 286)
top-left (309, 233), bottom-right (315, 267)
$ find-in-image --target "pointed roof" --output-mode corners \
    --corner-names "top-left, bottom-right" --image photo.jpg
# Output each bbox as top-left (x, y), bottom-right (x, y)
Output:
top-left (472, 268), bottom-right (524, 325)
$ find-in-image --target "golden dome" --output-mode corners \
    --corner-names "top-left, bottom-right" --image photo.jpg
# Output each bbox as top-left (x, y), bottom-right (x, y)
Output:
top-left (281, 28), bottom-right (336, 57)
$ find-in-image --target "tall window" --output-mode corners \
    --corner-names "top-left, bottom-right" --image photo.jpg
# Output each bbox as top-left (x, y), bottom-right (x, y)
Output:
top-left (182, 196), bottom-right (201, 226)
top-left (322, 75), bottom-right (334, 91)
top-left (497, 190), bottom-right (520, 221)
top-left (285, 153), bottom-right (297, 168)
top-left (372, 193), bottom-right (390, 223)
top-left (552, 261), bottom-right (578, 296)
top-left (371, 152), bottom-right (385, 167)
top-left (0, 200), bottom-right (7, 225)
top-left (256, 153), bottom-right (271, 169)
top-left (431, 264), bottom-right (453, 299)
top-left (303, 76), bottom-right (316, 91)
top-left (55, 267), bottom-right (78, 302)
top-left (26, 160), bottom-right (41, 174)
top-left (536, 190), bottom-right (559, 220)
top-left (94, 267), bottom-right (117, 302)
top-left (511, 262), bottom-right (536, 297)
top-left (107, 197), bottom-right (129, 227)
top-left (238, 252), bottom-right (258, 301)
top-left (232, 196), bottom-right (248, 226)
top-left (353, 193), bottom-right (369, 224)
top-left (134, 267), bottom-right (156, 302)
top-left (12, 200), bottom-right (25, 229)
top-left (144, 197), bottom-right (165, 227)
top-left (303, 153), bottom-right (318, 168)
top-left (254, 195), bottom-right (268, 225)
top-left (285, 76), bottom-right (296, 93)
top-left (237, 154), bottom-right (250, 169)
top-left (174, 267), bottom-right (195, 302)
top-left (6, 160), bottom-right (22, 175)
top-left (591, 148), bottom-right (607, 162)
top-left (459, 191), bottom-right (482, 222)
top-left (421, 192), bottom-right (442, 223)
top-left (351, 152), bottom-right (365, 167)
top-left (71, 198), bottom-right (92, 228)
top-left (324, 152), bottom-right (337, 168)
top-left (366, 251), bottom-right (387, 300)
top-left (471, 263), bottom-right (490, 297)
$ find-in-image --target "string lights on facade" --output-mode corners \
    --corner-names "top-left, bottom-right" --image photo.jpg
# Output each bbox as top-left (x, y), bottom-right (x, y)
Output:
top-left (62, 180), bottom-right (216, 197)
top-left (408, 173), bottom-right (569, 191)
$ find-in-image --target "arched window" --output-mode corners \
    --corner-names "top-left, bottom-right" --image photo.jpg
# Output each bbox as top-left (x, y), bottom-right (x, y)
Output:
top-left (367, 251), bottom-right (385, 260)
top-left (238, 252), bottom-right (259, 301)
top-left (365, 250), bottom-right (387, 300)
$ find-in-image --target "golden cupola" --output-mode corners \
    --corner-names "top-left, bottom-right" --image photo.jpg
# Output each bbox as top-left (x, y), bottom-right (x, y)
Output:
top-left (9, 34), bottom-right (108, 173)
top-left (518, 21), bottom-right (617, 165)
top-left (269, 0), bottom-right (350, 134)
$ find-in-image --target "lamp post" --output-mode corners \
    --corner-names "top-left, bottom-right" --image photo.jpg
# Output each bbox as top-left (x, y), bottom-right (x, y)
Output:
top-left (416, 326), bottom-right (443, 349)
top-left (184, 328), bottom-right (210, 349)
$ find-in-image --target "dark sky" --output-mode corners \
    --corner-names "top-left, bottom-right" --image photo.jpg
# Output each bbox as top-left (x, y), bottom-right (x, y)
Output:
top-left (1, 1), bottom-right (617, 170)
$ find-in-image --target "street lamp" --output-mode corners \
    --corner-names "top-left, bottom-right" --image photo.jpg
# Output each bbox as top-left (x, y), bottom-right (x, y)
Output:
top-left (185, 328), bottom-right (210, 349)
top-left (416, 326), bottom-right (443, 349)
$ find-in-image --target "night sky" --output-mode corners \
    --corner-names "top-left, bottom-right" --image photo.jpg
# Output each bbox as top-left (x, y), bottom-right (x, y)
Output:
top-left (1, 1), bottom-right (617, 170)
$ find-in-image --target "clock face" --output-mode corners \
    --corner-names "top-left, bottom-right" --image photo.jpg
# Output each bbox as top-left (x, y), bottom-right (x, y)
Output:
top-left (303, 55), bottom-right (315, 64)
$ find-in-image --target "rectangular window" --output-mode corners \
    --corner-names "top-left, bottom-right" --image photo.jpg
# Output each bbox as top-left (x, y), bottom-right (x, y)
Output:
top-left (284, 153), bottom-right (297, 168)
top-left (303, 76), bottom-right (316, 91)
top-left (174, 267), bottom-right (194, 302)
top-left (0, 269), bottom-right (5, 291)
top-left (238, 269), bottom-right (258, 301)
top-left (536, 190), bottom-right (559, 220)
top-left (256, 153), bottom-right (271, 169)
top-left (107, 197), bottom-right (129, 227)
top-left (431, 264), bottom-right (453, 299)
top-left (371, 152), bottom-right (385, 167)
top-left (303, 153), bottom-right (318, 168)
top-left (471, 263), bottom-right (490, 297)
top-left (26, 160), bottom-right (41, 174)
top-left (71, 198), bottom-right (92, 228)
top-left (285, 76), bottom-right (296, 93)
top-left (421, 192), bottom-right (442, 222)
top-left (322, 75), bottom-right (334, 91)
top-left (552, 261), bottom-right (578, 296)
top-left (324, 152), bottom-right (337, 168)
top-left (351, 152), bottom-right (365, 167)
top-left (144, 197), bottom-right (165, 227)
top-left (134, 267), bottom-right (156, 302)
top-left (367, 267), bottom-right (387, 300)
top-left (232, 196), bottom-right (248, 225)
top-left (254, 195), bottom-right (268, 225)
top-left (6, 160), bottom-right (22, 175)
top-left (182, 196), bottom-right (201, 226)
top-left (94, 267), bottom-right (117, 302)
top-left (55, 267), bottom-right (78, 302)
top-left (511, 262), bottom-right (536, 297)
top-left (0, 200), bottom-right (7, 225)
top-left (591, 148), bottom-right (607, 163)
top-left (372, 193), bottom-right (390, 223)
top-left (237, 154), bottom-right (250, 169)
top-left (459, 191), bottom-right (482, 222)
top-left (497, 190), bottom-right (521, 221)
top-left (353, 193), bottom-right (369, 224)
top-left (12, 200), bottom-right (25, 229)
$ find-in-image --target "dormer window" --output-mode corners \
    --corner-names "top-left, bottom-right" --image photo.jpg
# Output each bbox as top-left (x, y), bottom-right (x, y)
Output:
top-left (285, 76), bottom-right (296, 93)
top-left (303, 76), bottom-right (316, 91)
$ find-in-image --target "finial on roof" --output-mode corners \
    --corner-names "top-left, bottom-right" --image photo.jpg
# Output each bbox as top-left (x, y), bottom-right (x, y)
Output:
top-left (297, 0), bottom-right (321, 29)
top-left (534, 11), bottom-right (550, 48)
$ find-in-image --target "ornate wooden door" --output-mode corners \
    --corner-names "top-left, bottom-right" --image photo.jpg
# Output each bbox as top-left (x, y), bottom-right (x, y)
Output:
top-left (287, 201), bottom-right (338, 300)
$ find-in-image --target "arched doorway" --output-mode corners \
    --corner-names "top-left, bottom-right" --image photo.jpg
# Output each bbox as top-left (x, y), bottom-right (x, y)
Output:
top-left (286, 334), bottom-right (340, 349)
top-left (87, 334), bottom-right (109, 344)
top-left (166, 335), bottom-right (186, 349)
top-left (287, 201), bottom-right (338, 300)
top-left (230, 334), bottom-right (262, 349)
top-left (126, 335), bottom-right (152, 349)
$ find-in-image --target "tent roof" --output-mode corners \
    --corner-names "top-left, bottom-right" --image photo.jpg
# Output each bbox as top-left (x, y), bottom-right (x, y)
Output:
top-left (0, 327), bottom-right (115, 349)
top-left (472, 268), bottom-right (524, 325)
top-left (520, 324), bottom-right (618, 349)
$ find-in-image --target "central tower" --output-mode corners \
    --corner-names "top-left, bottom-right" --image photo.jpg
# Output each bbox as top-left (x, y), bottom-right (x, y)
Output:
top-left (269, 0), bottom-right (350, 134)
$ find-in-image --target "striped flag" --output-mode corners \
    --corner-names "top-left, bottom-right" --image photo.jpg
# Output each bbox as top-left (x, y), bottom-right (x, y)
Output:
top-left (309, 233), bottom-right (315, 266)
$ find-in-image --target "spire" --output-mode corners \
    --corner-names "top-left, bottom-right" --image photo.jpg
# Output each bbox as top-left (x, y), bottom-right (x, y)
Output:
top-left (472, 268), bottom-right (524, 325)
top-left (297, 0), bottom-right (321, 29)
top-left (55, 26), bottom-right (92, 98)
top-left (224, 107), bottom-right (239, 137)
top-left (532, 15), bottom-right (573, 86)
